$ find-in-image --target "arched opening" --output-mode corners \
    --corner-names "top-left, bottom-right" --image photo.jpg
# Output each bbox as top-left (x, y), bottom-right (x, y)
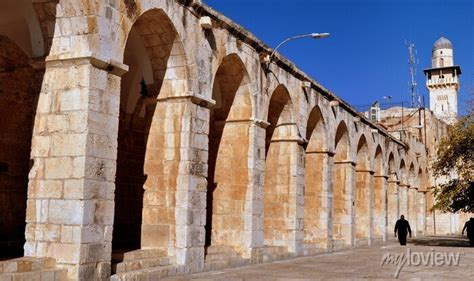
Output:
top-left (387, 153), bottom-right (399, 231)
top-left (0, 35), bottom-right (42, 259)
top-left (372, 145), bottom-right (385, 238)
top-left (332, 121), bottom-right (352, 248)
top-left (206, 54), bottom-right (252, 253)
top-left (355, 135), bottom-right (370, 244)
top-left (304, 106), bottom-right (327, 249)
top-left (263, 85), bottom-right (295, 249)
top-left (0, 0), bottom-right (51, 261)
top-left (113, 9), bottom-right (187, 268)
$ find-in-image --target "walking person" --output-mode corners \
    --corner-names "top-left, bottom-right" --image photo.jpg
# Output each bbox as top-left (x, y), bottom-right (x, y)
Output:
top-left (462, 217), bottom-right (474, 247)
top-left (394, 215), bottom-right (412, 246)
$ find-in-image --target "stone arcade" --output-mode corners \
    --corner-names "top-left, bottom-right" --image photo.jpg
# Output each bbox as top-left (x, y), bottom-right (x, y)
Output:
top-left (0, 0), bottom-right (435, 280)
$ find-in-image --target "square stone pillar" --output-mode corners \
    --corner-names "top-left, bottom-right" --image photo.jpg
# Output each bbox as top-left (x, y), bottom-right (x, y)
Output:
top-left (332, 161), bottom-right (356, 248)
top-left (354, 169), bottom-right (373, 246)
top-left (159, 96), bottom-right (210, 268)
top-left (263, 136), bottom-right (304, 254)
top-left (138, 96), bottom-right (208, 272)
top-left (242, 120), bottom-right (268, 255)
top-left (408, 187), bottom-right (418, 236)
top-left (417, 191), bottom-right (427, 235)
top-left (25, 56), bottom-right (127, 280)
top-left (303, 151), bottom-right (332, 250)
top-left (373, 175), bottom-right (388, 241)
top-left (387, 177), bottom-right (399, 236)
top-left (399, 184), bottom-right (410, 220)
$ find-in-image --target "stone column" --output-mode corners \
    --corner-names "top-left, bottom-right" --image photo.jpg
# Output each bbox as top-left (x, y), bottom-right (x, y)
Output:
top-left (25, 56), bottom-right (127, 280)
top-left (373, 175), bottom-right (388, 242)
top-left (140, 96), bottom-right (210, 270)
top-left (387, 176), bottom-right (399, 236)
top-left (263, 135), bottom-right (304, 254)
top-left (303, 151), bottom-right (332, 250)
top-left (354, 169), bottom-right (373, 246)
top-left (332, 160), bottom-right (355, 248)
top-left (417, 191), bottom-right (427, 236)
top-left (408, 187), bottom-right (418, 236)
top-left (243, 119), bottom-right (267, 256)
top-left (399, 184), bottom-right (410, 221)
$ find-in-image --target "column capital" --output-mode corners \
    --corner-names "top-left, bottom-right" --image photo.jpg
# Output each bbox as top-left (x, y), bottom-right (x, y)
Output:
top-left (156, 94), bottom-right (216, 109)
top-left (334, 160), bottom-right (356, 166)
top-left (270, 136), bottom-right (305, 145)
top-left (45, 53), bottom-right (129, 77)
top-left (355, 169), bottom-right (375, 174)
top-left (305, 150), bottom-right (335, 157)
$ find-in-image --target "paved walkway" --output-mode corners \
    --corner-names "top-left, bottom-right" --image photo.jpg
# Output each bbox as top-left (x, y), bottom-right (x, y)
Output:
top-left (165, 236), bottom-right (474, 280)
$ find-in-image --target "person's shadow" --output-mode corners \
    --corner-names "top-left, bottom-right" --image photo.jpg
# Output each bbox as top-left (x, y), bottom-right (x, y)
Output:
top-left (410, 235), bottom-right (470, 247)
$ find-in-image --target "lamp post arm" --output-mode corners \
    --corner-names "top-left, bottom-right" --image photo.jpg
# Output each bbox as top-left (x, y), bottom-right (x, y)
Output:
top-left (269, 33), bottom-right (315, 62)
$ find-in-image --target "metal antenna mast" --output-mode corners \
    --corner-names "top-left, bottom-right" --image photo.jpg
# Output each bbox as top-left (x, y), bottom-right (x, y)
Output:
top-left (406, 41), bottom-right (419, 108)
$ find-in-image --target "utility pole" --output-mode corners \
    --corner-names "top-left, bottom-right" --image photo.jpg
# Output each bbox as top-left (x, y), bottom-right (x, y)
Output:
top-left (406, 41), bottom-right (419, 108)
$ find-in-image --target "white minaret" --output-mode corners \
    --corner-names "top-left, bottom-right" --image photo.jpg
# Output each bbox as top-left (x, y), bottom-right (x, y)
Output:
top-left (424, 36), bottom-right (461, 124)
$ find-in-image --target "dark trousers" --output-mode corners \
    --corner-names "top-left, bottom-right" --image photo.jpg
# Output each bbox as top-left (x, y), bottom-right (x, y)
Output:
top-left (469, 236), bottom-right (474, 247)
top-left (398, 234), bottom-right (407, 245)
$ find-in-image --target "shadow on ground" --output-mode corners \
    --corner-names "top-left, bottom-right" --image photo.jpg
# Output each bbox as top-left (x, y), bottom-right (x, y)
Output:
top-left (410, 235), bottom-right (471, 247)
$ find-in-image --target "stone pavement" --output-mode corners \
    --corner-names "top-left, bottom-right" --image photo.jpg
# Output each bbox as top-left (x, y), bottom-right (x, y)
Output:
top-left (165, 236), bottom-right (474, 280)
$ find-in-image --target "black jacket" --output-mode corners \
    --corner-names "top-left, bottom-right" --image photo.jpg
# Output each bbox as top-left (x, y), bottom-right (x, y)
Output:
top-left (394, 219), bottom-right (412, 236)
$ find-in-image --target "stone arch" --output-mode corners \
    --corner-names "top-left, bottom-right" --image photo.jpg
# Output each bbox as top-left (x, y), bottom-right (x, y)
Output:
top-left (263, 84), bottom-right (298, 250)
top-left (303, 105), bottom-right (328, 248)
top-left (387, 152), bottom-right (396, 180)
top-left (418, 167), bottom-right (424, 191)
top-left (355, 134), bottom-right (371, 243)
top-left (374, 145), bottom-right (384, 176)
top-left (265, 84), bottom-right (295, 153)
top-left (0, 35), bottom-right (42, 259)
top-left (0, 0), bottom-right (45, 57)
top-left (408, 163), bottom-right (416, 187)
top-left (332, 121), bottom-right (353, 247)
top-left (206, 54), bottom-right (252, 252)
top-left (399, 159), bottom-right (406, 184)
top-left (113, 8), bottom-right (188, 266)
top-left (372, 145), bottom-right (385, 238)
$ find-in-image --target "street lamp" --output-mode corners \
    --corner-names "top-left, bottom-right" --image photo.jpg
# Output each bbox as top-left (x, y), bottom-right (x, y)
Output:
top-left (265, 32), bottom-right (330, 64)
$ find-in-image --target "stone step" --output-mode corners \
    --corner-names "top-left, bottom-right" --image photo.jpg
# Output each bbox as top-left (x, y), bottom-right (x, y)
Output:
top-left (205, 245), bottom-right (243, 262)
top-left (122, 248), bottom-right (168, 261)
top-left (260, 246), bottom-right (288, 255)
top-left (115, 256), bottom-right (176, 273)
top-left (205, 252), bottom-right (240, 261)
top-left (0, 257), bottom-right (56, 273)
top-left (206, 245), bottom-right (238, 255)
top-left (111, 265), bottom-right (179, 281)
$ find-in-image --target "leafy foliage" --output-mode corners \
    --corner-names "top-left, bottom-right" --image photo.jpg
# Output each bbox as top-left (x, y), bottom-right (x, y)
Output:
top-left (432, 114), bottom-right (474, 213)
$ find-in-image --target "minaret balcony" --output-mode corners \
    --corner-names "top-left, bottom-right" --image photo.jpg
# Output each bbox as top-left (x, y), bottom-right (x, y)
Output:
top-left (426, 76), bottom-right (459, 87)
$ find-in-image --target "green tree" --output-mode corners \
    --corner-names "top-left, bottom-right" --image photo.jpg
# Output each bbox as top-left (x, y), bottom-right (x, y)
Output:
top-left (432, 113), bottom-right (474, 213)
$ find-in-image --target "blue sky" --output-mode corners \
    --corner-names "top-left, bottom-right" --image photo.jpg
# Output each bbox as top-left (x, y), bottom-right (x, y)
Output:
top-left (204, 0), bottom-right (473, 115)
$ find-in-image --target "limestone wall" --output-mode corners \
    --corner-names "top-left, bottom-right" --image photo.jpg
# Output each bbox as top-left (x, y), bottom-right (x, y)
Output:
top-left (0, 0), bottom-right (442, 280)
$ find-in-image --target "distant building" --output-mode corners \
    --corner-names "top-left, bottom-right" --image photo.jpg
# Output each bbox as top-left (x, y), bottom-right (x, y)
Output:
top-left (423, 36), bottom-right (462, 124)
